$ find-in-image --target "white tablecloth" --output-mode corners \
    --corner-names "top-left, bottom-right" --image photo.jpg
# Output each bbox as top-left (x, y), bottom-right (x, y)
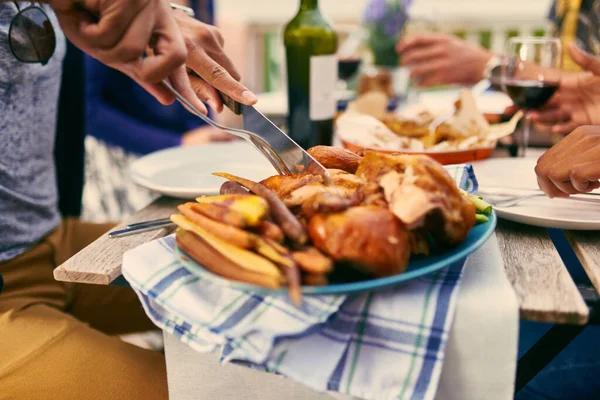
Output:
top-left (163, 234), bottom-right (519, 400)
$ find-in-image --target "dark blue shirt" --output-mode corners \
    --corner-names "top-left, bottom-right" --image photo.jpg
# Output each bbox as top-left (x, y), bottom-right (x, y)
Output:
top-left (85, 58), bottom-right (205, 154)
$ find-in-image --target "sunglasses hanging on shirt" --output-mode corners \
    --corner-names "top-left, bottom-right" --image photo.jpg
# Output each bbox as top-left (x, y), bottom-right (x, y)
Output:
top-left (8, 1), bottom-right (56, 65)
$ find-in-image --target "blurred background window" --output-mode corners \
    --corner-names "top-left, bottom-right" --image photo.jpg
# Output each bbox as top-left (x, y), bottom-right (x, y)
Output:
top-left (214, 0), bottom-right (553, 95)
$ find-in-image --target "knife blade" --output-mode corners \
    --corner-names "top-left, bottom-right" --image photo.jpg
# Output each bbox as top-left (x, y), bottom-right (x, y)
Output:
top-left (218, 91), bottom-right (335, 184)
top-left (242, 106), bottom-right (325, 176)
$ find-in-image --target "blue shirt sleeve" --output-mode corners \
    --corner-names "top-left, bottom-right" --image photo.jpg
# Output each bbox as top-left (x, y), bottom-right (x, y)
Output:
top-left (85, 57), bottom-right (186, 154)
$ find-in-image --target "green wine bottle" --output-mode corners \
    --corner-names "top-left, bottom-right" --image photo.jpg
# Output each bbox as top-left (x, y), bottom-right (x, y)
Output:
top-left (284, 0), bottom-right (338, 149)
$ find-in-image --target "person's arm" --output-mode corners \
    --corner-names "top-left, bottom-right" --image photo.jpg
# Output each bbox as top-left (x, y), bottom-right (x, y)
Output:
top-left (85, 57), bottom-right (185, 155)
top-left (396, 33), bottom-right (493, 87)
top-left (49, 0), bottom-right (193, 107)
top-left (45, 0), bottom-right (257, 113)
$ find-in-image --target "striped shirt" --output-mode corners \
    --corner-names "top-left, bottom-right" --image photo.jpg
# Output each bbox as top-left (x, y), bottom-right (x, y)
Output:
top-left (550, 0), bottom-right (600, 71)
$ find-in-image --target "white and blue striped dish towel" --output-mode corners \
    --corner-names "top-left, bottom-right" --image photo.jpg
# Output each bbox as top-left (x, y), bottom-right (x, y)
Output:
top-left (122, 164), bottom-right (478, 400)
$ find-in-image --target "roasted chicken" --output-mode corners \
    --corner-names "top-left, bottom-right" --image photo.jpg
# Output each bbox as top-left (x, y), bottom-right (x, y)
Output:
top-left (308, 206), bottom-right (411, 277)
top-left (356, 151), bottom-right (476, 245)
top-left (265, 146), bottom-right (475, 248)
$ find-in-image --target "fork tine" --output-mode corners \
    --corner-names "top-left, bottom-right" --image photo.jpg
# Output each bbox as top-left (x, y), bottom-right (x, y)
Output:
top-left (161, 80), bottom-right (291, 177)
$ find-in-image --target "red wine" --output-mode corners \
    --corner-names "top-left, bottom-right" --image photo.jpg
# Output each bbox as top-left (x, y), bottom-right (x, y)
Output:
top-left (504, 80), bottom-right (559, 110)
top-left (338, 58), bottom-right (361, 80)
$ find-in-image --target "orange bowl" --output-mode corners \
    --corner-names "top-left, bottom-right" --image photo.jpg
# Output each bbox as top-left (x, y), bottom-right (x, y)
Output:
top-left (340, 140), bottom-right (495, 165)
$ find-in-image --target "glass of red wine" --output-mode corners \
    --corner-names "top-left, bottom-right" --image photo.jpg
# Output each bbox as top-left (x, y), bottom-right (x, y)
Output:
top-left (501, 37), bottom-right (561, 157)
top-left (337, 58), bottom-right (362, 91)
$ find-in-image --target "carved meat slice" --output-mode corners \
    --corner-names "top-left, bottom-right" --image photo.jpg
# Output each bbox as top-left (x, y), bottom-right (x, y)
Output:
top-left (261, 174), bottom-right (322, 199)
top-left (356, 151), bottom-right (475, 245)
top-left (301, 191), bottom-right (360, 218)
top-left (260, 169), bottom-right (362, 207)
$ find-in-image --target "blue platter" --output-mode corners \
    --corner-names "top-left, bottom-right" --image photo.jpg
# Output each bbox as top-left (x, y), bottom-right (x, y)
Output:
top-left (175, 211), bottom-right (497, 296)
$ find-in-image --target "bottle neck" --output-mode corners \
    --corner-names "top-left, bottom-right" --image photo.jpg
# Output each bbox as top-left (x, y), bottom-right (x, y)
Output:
top-left (300, 0), bottom-right (318, 11)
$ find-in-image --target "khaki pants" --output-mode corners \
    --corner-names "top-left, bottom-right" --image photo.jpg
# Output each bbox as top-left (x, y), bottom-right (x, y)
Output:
top-left (0, 219), bottom-right (168, 400)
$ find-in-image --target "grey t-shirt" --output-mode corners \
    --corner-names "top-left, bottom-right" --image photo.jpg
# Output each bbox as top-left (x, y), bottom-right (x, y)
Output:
top-left (0, 3), bottom-right (66, 262)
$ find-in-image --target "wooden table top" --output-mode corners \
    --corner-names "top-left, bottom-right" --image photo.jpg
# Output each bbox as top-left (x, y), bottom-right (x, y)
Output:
top-left (54, 149), bottom-right (600, 326)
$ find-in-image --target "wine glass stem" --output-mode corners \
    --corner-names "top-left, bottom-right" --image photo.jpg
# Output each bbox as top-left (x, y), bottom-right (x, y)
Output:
top-left (519, 112), bottom-right (532, 158)
top-left (407, 75), bottom-right (420, 105)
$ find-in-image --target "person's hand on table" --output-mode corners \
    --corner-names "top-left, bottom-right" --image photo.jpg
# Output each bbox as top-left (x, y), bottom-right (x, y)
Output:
top-left (396, 33), bottom-right (493, 87)
top-left (181, 126), bottom-right (235, 146)
top-left (535, 125), bottom-right (600, 198)
top-left (530, 44), bottom-right (600, 135)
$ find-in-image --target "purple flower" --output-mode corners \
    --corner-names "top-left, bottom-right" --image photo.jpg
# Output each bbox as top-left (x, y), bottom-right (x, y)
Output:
top-left (363, 0), bottom-right (387, 24)
top-left (383, 9), bottom-right (408, 36)
top-left (363, 0), bottom-right (411, 36)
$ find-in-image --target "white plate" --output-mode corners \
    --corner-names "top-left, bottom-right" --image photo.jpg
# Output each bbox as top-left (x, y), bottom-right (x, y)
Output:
top-left (130, 142), bottom-right (276, 199)
top-left (398, 89), bottom-right (513, 116)
top-left (472, 158), bottom-right (600, 230)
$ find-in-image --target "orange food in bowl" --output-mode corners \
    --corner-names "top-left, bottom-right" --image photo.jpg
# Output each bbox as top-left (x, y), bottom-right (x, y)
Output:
top-left (340, 140), bottom-right (495, 165)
